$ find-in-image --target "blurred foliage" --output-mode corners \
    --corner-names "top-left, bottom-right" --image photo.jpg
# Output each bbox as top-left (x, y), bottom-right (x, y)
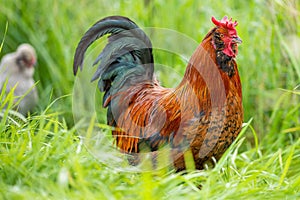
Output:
top-left (0, 0), bottom-right (299, 134)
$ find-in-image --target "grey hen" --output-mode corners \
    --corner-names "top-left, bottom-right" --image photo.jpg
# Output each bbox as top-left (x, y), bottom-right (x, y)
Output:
top-left (0, 43), bottom-right (38, 115)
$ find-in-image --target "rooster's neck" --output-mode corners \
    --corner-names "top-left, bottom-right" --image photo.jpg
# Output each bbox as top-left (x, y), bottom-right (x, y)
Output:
top-left (178, 31), bottom-right (242, 102)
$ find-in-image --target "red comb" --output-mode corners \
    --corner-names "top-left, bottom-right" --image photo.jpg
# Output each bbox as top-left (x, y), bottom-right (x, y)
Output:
top-left (211, 16), bottom-right (238, 36)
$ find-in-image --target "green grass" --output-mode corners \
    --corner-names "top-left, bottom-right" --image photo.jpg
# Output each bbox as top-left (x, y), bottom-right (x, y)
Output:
top-left (0, 0), bottom-right (299, 199)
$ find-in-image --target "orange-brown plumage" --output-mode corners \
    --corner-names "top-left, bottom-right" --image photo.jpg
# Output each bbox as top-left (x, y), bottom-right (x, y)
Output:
top-left (73, 16), bottom-right (243, 171)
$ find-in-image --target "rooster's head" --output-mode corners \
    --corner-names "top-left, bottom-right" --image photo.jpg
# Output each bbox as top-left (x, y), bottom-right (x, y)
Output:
top-left (211, 16), bottom-right (242, 58)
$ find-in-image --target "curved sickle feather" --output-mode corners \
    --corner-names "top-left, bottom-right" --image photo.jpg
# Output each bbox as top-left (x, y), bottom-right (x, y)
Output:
top-left (73, 16), bottom-right (153, 75)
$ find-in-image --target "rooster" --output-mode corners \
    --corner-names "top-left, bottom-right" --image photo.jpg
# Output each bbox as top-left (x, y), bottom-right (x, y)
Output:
top-left (73, 16), bottom-right (243, 171)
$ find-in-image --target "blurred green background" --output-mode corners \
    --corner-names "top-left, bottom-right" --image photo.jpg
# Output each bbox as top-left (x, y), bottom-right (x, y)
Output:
top-left (0, 0), bottom-right (299, 199)
top-left (1, 0), bottom-right (299, 136)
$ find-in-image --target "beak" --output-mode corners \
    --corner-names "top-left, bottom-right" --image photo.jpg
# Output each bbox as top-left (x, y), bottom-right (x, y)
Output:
top-left (232, 37), bottom-right (242, 44)
top-left (31, 58), bottom-right (37, 67)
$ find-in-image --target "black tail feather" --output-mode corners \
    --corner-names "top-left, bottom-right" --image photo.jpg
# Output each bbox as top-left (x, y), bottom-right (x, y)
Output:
top-left (73, 16), bottom-right (153, 75)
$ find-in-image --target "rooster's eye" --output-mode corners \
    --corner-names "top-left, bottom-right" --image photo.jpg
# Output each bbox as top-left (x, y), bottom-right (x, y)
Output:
top-left (220, 34), bottom-right (224, 38)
